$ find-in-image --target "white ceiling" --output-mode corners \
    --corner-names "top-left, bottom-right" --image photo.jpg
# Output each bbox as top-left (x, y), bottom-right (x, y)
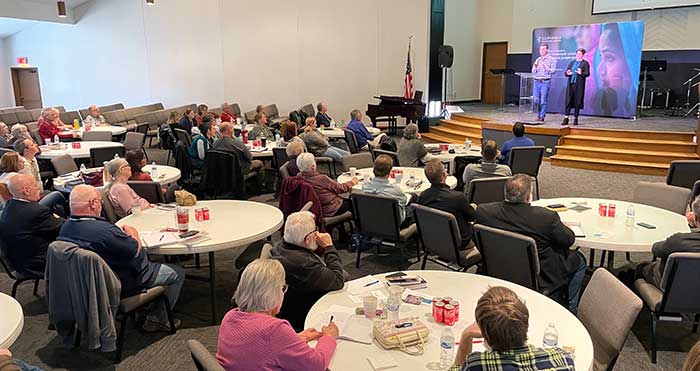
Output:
top-left (0, 17), bottom-right (38, 39)
top-left (23, 0), bottom-right (92, 7)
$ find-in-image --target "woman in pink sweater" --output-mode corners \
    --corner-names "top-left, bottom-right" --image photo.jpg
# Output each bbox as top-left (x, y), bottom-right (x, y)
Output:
top-left (105, 158), bottom-right (152, 218)
top-left (217, 258), bottom-right (339, 371)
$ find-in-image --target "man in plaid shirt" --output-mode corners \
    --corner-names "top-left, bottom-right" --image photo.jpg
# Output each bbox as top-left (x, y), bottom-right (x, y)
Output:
top-left (451, 287), bottom-right (575, 371)
top-left (531, 43), bottom-right (557, 122)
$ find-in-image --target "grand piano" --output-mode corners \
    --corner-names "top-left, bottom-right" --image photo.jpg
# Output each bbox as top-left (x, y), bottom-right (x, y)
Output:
top-left (366, 93), bottom-right (426, 134)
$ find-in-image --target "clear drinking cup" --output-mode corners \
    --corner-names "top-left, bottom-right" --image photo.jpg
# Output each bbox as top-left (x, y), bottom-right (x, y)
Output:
top-left (363, 295), bottom-right (378, 319)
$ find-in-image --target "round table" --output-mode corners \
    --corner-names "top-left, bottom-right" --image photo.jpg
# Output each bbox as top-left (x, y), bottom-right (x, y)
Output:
top-left (0, 293), bottom-right (23, 349)
top-left (305, 271), bottom-right (593, 371)
top-left (141, 165), bottom-right (181, 185)
top-left (52, 165), bottom-right (181, 193)
top-left (320, 127), bottom-right (382, 139)
top-left (37, 141), bottom-right (124, 160)
top-left (70, 125), bottom-right (127, 138)
top-left (337, 167), bottom-right (457, 196)
top-left (116, 200), bottom-right (283, 323)
top-left (249, 142), bottom-right (276, 158)
top-left (532, 197), bottom-right (690, 269)
top-left (424, 144), bottom-right (482, 175)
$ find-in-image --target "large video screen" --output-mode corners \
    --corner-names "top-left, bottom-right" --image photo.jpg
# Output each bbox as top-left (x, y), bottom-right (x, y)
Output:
top-left (593, 0), bottom-right (700, 14)
top-left (532, 21), bottom-right (645, 119)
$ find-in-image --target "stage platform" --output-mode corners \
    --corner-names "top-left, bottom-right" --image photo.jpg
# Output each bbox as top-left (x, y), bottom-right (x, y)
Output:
top-left (422, 103), bottom-right (699, 176)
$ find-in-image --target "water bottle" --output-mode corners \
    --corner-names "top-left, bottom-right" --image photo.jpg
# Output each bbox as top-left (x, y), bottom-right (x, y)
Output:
top-left (102, 161), bottom-right (110, 184)
top-left (151, 162), bottom-right (158, 178)
top-left (79, 163), bottom-right (87, 173)
top-left (386, 286), bottom-right (402, 320)
top-left (275, 133), bottom-right (281, 147)
top-left (625, 204), bottom-right (636, 228)
top-left (542, 323), bottom-right (559, 348)
top-left (113, 153), bottom-right (119, 160)
top-left (439, 327), bottom-right (455, 369)
top-left (53, 134), bottom-right (59, 144)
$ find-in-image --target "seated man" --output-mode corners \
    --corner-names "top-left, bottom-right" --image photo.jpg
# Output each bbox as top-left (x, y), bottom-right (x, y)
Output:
top-left (297, 153), bottom-right (357, 217)
top-left (475, 175), bottom-right (585, 312)
top-left (397, 123), bottom-right (429, 167)
top-left (462, 140), bottom-right (512, 195)
top-left (636, 197), bottom-right (700, 289)
top-left (451, 286), bottom-right (575, 371)
top-left (14, 138), bottom-right (44, 193)
top-left (285, 139), bottom-right (305, 176)
top-left (38, 108), bottom-right (74, 143)
top-left (346, 109), bottom-right (381, 149)
top-left (0, 174), bottom-right (65, 276)
top-left (220, 102), bottom-right (237, 123)
top-left (500, 122), bottom-right (535, 164)
top-left (272, 210), bottom-right (346, 331)
top-left (415, 160), bottom-right (475, 248)
top-left (0, 122), bottom-right (11, 148)
top-left (211, 122), bottom-right (264, 182)
top-left (248, 112), bottom-right (275, 141)
top-left (59, 185), bottom-right (185, 332)
top-left (361, 154), bottom-right (409, 226)
top-left (82, 105), bottom-right (108, 126)
top-left (9, 124), bottom-right (32, 146)
top-left (315, 102), bottom-right (333, 128)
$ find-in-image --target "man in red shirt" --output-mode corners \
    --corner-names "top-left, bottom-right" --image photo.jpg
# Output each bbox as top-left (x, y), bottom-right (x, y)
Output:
top-left (220, 102), bottom-right (237, 123)
top-left (38, 108), bottom-right (74, 143)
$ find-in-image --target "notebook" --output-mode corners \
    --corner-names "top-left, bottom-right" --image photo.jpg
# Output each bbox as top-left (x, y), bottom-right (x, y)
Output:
top-left (320, 305), bottom-right (373, 344)
top-left (367, 354), bottom-right (398, 370)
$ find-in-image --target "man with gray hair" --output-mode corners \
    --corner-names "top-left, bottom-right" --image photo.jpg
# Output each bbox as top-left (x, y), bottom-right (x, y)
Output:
top-left (397, 123), bottom-right (430, 167)
top-left (463, 140), bottom-right (512, 196)
top-left (636, 197), bottom-right (700, 290)
top-left (475, 174), bottom-right (585, 312)
top-left (298, 152), bottom-right (357, 217)
top-left (9, 124), bottom-right (31, 146)
top-left (315, 102), bottom-right (333, 128)
top-left (346, 109), bottom-right (381, 149)
top-left (0, 122), bottom-right (11, 147)
top-left (285, 139), bottom-right (305, 176)
top-left (272, 210), bottom-right (346, 330)
top-left (83, 105), bottom-right (107, 126)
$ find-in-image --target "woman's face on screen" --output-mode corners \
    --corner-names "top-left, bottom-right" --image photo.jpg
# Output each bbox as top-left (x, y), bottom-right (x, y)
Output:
top-left (597, 28), bottom-right (629, 91)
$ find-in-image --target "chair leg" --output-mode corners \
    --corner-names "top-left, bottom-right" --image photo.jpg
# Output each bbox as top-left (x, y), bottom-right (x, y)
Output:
top-left (356, 243), bottom-right (362, 268)
top-left (421, 252), bottom-right (428, 270)
top-left (163, 295), bottom-right (176, 334)
top-left (599, 250), bottom-right (607, 268)
top-left (626, 252), bottom-right (632, 262)
top-left (115, 314), bottom-right (128, 363)
top-left (33, 279), bottom-right (40, 296)
top-left (535, 178), bottom-right (540, 200)
top-left (693, 314), bottom-right (699, 333)
top-left (11, 280), bottom-right (20, 298)
top-left (588, 249), bottom-right (595, 269)
top-left (73, 327), bottom-right (82, 347)
top-left (650, 312), bottom-right (657, 364)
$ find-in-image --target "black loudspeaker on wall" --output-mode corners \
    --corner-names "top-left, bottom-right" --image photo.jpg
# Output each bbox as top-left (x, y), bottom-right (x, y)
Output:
top-left (438, 45), bottom-right (454, 68)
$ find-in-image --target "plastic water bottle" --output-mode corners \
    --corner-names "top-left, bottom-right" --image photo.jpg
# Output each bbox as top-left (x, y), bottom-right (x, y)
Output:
top-left (151, 162), bottom-right (158, 178)
top-left (53, 134), bottom-right (59, 144)
top-left (439, 327), bottom-right (455, 369)
top-left (386, 286), bottom-right (402, 320)
top-left (79, 163), bottom-right (87, 173)
top-left (625, 204), bottom-right (636, 228)
top-left (275, 133), bottom-right (281, 147)
top-left (542, 323), bottom-right (559, 348)
top-left (113, 153), bottom-right (119, 160)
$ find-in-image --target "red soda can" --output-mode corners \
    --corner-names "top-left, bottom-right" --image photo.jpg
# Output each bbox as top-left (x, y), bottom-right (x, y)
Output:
top-left (444, 304), bottom-right (456, 326)
top-left (72, 142), bottom-right (79, 149)
top-left (442, 296), bottom-right (453, 304)
top-left (242, 130), bottom-right (248, 144)
top-left (608, 203), bottom-right (616, 218)
top-left (390, 169), bottom-right (395, 179)
top-left (433, 300), bottom-right (445, 323)
top-left (202, 207), bottom-right (210, 221)
top-left (598, 203), bottom-right (607, 217)
top-left (195, 208), bottom-right (204, 222)
top-left (450, 300), bottom-right (460, 323)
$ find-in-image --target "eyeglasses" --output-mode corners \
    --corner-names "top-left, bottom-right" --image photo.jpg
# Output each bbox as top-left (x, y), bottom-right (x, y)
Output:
top-left (304, 226), bottom-right (319, 241)
top-left (282, 284), bottom-right (288, 294)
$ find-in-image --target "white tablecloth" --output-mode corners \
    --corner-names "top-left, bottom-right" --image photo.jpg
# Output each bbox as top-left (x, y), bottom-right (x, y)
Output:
top-left (337, 167), bottom-right (457, 196)
top-left (69, 125), bottom-right (127, 138)
top-left (53, 165), bottom-right (181, 193)
top-left (305, 271), bottom-right (593, 371)
top-left (37, 141), bottom-right (124, 160)
top-left (424, 144), bottom-right (482, 175)
top-left (0, 293), bottom-right (23, 349)
top-left (320, 127), bottom-right (381, 139)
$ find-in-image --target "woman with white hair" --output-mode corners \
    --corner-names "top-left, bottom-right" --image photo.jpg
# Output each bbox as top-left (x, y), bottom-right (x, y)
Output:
top-left (285, 139), bottom-right (306, 176)
top-left (38, 107), bottom-right (73, 143)
top-left (105, 157), bottom-right (152, 218)
top-left (298, 152), bottom-right (357, 217)
top-left (9, 124), bottom-right (31, 146)
top-left (216, 258), bottom-right (339, 371)
top-left (397, 123), bottom-right (430, 167)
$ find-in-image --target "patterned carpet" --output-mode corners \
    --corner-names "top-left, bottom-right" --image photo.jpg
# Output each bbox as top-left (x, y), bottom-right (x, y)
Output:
top-left (2, 144), bottom-right (697, 371)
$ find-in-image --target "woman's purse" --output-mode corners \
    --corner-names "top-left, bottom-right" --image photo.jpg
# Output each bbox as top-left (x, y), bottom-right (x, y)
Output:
top-left (80, 171), bottom-right (104, 187)
top-left (174, 189), bottom-right (197, 206)
top-left (373, 317), bottom-right (430, 355)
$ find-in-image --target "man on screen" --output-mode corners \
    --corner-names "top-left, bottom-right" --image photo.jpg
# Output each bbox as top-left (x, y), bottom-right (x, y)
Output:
top-left (532, 43), bottom-right (556, 122)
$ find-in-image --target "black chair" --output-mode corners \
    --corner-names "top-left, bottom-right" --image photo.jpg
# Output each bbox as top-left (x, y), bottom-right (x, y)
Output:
top-left (128, 181), bottom-right (165, 204)
top-left (413, 204), bottom-right (480, 271)
top-left (635, 252), bottom-right (700, 363)
top-left (90, 147), bottom-right (125, 167)
top-left (173, 128), bottom-right (192, 148)
top-left (202, 150), bottom-right (244, 199)
top-left (272, 147), bottom-right (290, 171)
top-left (467, 176), bottom-right (511, 205)
top-left (343, 129), bottom-right (359, 154)
top-left (101, 190), bottom-right (120, 223)
top-left (82, 131), bottom-right (113, 142)
top-left (50, 154), bottom-right (79, 176)
top-left (174, 141), bottom-right (200, 191)
top-left (508, 146), bottom-right (544, 199)
top-left (666, 160), bottom-right (700, 190)
top-left (0, 147), bottom-right (16, 156)
top-left (351, 193), bottom-right (417, 268)
top-left (0, 240), bottom-right (43, 298)
top-left (454, 155), bottom-right (483, 191)
top-left (373, 149), bottom-right (400, 166)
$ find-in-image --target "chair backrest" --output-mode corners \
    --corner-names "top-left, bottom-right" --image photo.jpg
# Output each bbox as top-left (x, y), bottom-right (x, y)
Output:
top-left (28, 108), bottom-right (43, 122)
top-left (173, 128), bottom-right (192, 147)
top-left (203, 150), bottom-right (243, 199)
top-left (373, 149), bottom-right (400, 166)
top-left (279, 161), bottom-right (291, 179)
top-left (26, 122), bottom-right (38, 132)
top-left (299, 104), bottom-right (315, 118)
top-left (174, 141), bottom-right (194, 182)
top-left (127, 181), bottom-right (165, 204)
top-left (263, 104), bottom-right (279, 119)
top-left (229, 103), bottom-right (241, 116)
top-left (633, 181), bottom-right (692, 215)
top-left (473, 224), bottom-right (540, 290)
top-left (50, 154), bottom-right (79, 176)
top-left (15, 110), bottom-right (33, 124)
top-left (272, 147), bottom-right (290, 170)
top-left (90, 146), bottom-right (126, 167)
top-left (413, 204), bottom-right (462, 265)
top-left (578, 268), bottom-right (642, 371)
top-left (101, 189), bottom-right (120, 223)
top-left (123, 132), bottom-right (145, 151)
top-left (82, 131), bottom-right (113, 142)
top-left (343, 129), bottom-right (359, 154)
top-left (467, 176), bottom-right (510, 205)
top-left (0, 239), bottom-right (18, 279)
top-left (186, 339), bottom-right (225, 371)
top-left (341, 152), bottom-right (373, 172)
top-left (0, 112), bottom-right (19, 126)
top-left (244, 110), bottom-right (256, 122)
top-left (666, 160), bottom-right (700, 190)
top-left (135, 123), bottom-right (149, 135)
top-left (133, 112), bottom-right (155, 125)
top-left (80, 103), bottom-right (124, 119)
top-left (508, 146), bottom-right (545, 177)
top-left (103, 110), bottom-right (129, 126)
top-left (30, 128), bottom-right (43, 145)
top-left (351, 193), bottom-right (401, 241)
top-left (0, 147), bottom-right (15, 157)
top-left (59, 111), bottom-right (80, 125)
top-left (658, 252), bottom-right (700, 314)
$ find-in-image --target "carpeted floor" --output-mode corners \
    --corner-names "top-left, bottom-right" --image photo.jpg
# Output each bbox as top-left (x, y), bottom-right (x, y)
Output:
top-left (3, 142), bottom-right (698, 371)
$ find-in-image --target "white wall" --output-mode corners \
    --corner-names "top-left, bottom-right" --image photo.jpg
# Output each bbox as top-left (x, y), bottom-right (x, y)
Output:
top-left (1, 0), bottom-right (429, 125)
top-left (444, 0), bottom-right (480, 102)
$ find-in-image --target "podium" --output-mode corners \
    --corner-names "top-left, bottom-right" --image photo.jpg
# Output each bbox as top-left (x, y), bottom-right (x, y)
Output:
top-left (490, 68), bottom-right (515, 111)
top-left (515, 72), bottom-right (535, 113)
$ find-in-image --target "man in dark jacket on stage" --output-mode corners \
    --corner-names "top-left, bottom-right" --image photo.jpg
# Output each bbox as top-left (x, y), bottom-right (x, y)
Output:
top-left (562, 48), bottom-right (591, 126)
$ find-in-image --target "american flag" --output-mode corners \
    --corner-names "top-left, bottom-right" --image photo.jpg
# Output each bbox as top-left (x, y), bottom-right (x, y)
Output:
top-left (403, 38), bottom-right (414, 99)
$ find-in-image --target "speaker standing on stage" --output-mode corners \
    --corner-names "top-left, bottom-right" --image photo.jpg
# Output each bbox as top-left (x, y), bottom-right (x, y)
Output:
top-left (562, 48), bottom-right (590, 126)
top-left (532, 43), bottom-right (556, 122)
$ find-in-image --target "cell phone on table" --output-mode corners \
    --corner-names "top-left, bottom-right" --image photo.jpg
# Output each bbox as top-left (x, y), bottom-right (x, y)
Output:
top-left (385, 272), bottom-right (406, 279)
top-left (547, 204), bottom-right (566, 209)
top-left (179, 230), bottom-right (199, 238)
top-left (637, 222), bottom-right (656, 229)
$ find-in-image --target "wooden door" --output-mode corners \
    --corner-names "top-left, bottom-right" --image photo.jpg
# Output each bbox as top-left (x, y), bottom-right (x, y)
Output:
top-left (481, 42), bottom-right (508, 104)
top-left (11, 67), bottom-right (42, 109)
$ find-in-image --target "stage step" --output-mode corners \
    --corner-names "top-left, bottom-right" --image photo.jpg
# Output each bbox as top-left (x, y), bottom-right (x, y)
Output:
top-left (439, 119), bottom-right (482, 133)
top-left (569, 128), bottom-right (695, 142)
top-left (428, 126), bottom-right (483, 144)
top-left (422, 132), bottom-right (477, 144)
top-left (555, 145), bottom-right (700, 164)
top-left (549, 155), bottom-right (670, 176)
top-left (561, 135), bottom-right (698, 153)
top-left (451, 114), bottom-right (490, 124)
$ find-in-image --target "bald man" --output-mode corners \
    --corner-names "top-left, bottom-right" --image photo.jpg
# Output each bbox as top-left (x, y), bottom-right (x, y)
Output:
top-left (211, 121), bottom-right (264, 177)
top-left (83, 105), bottom-right (107, 126)
top-left (0, 173), bottom-right (65, 276)
top-left (59, 185), bottom-right (184, 332)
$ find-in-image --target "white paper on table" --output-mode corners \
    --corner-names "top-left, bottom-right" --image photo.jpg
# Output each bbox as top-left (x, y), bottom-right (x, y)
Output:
top-left (563, 221), bottom-right (585, 238)
top-left (142, 207), bottom-right (169, 216)
top-left (367, 354), bottom-right (398, 370)
top-left (141, 231), bottom-right (179, 248)
top-left (346, 275), bottom-right (380, 296)
top-left (319, 305), bottom-right (373, 344)
top-left (401, 288), bottom-right (433, 305)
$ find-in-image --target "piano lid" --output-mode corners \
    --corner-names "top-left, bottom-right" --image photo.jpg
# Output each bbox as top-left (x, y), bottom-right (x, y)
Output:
top-left (373, 95), bottom-right (423, 105)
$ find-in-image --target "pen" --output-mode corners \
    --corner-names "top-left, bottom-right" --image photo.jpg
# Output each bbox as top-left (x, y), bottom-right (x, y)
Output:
top-left (329, 315), bottom-right (334, 324)
top-left (364, 280), bottom-right (379, 287)
top-left (159, 234), bottom-right (164, 242)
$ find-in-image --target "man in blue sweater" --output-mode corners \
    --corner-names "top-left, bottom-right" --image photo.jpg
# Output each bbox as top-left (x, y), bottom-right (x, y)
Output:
top-left (346, 109), bottom-right (377, 149)
top-left (500, 122), bottom-right (535, 164)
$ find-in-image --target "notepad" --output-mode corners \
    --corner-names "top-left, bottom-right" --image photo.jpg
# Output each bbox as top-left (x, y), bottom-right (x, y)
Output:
top-left (142, 232), bottom-right (179, 248)
top-left (347, 275), bottom-right (380, 296)
top-left (320, 305), bottom-right (373, 344)
top-left (367, 354), bottom-right (398, 370)
top-left (565, 221), bottom-right (586, 238)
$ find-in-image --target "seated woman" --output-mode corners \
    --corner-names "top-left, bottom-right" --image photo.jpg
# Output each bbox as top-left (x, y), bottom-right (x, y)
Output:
top-left (0, 152), bottom-right (25, 210)
top-left (300, 117), bottom-right (349, 162)
top-left (195, 104), bottom-right (218, 126)
top-left (397, 123), bottom-right (430, 167)
top-left (216, 258), bottom-right (338, 371)
top-left (297, 153), bottom-right (357, 217)
top-left (285, 140), bottom-right (305, 176)
top-left (105, 158), bottom-right (153, 218)
top-left (281, 120), bottom-right (299, 142)
top-left (188, 121), bottom-right (215, 171)
top-left (126, 150), bottom-right (152, 181)
top-left (178, 109), bottom-right (197, 135)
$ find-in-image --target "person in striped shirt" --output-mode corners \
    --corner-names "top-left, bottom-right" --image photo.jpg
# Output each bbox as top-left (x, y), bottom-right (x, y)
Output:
top-left (531, 43), bottom-right (557, 122)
